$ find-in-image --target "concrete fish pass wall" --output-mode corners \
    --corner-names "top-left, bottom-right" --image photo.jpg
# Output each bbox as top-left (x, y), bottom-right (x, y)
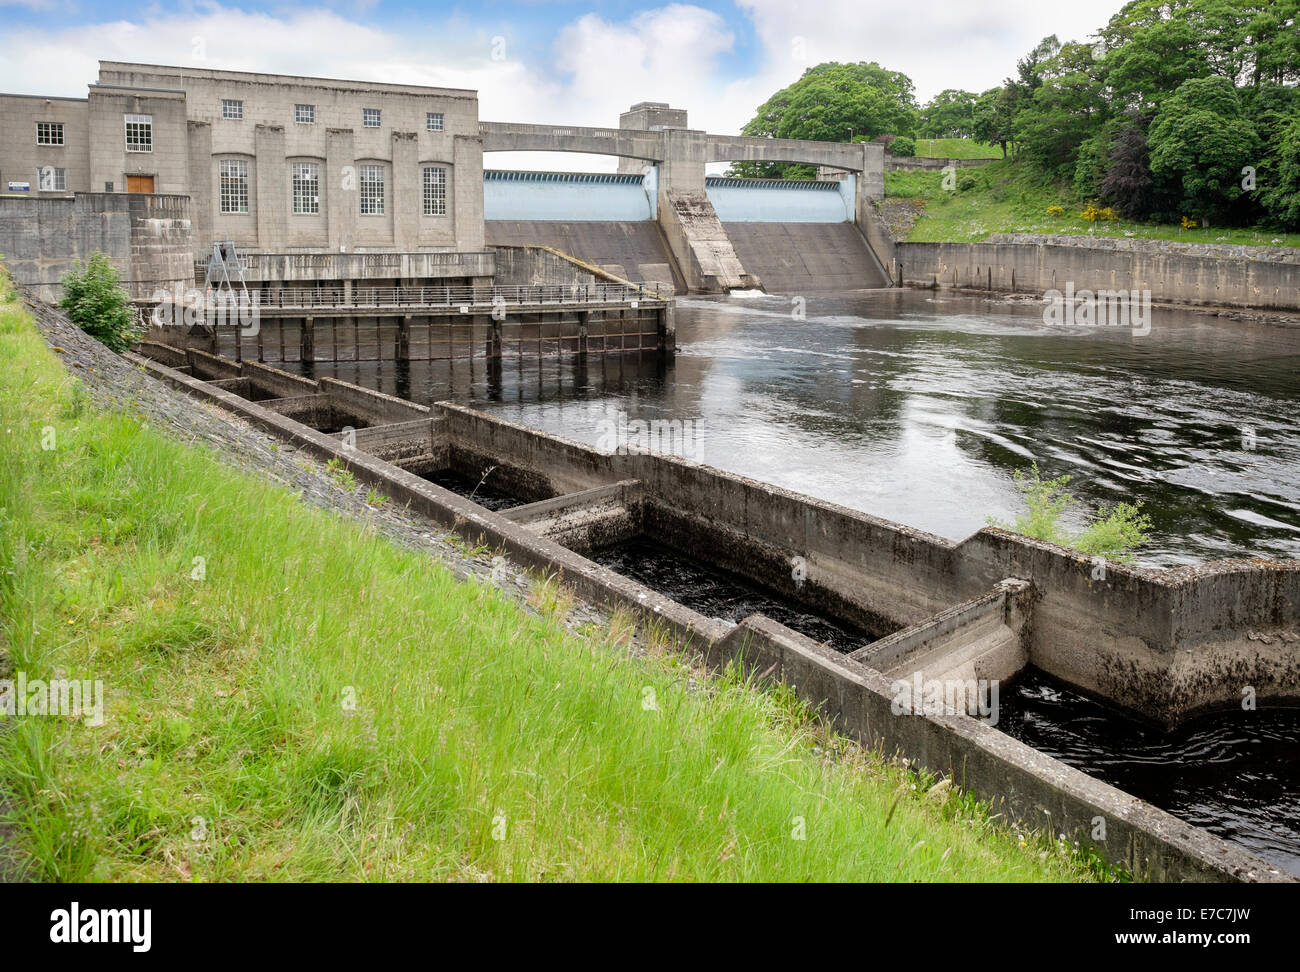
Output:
top-left (704, 176), bottom-right (855, 224)
top-left (896, 240), bottom-right (1300, 312)
top-left (484, 170), bottom-right (657, 222)
top-left (126, 340), bottom-right (1300, 881)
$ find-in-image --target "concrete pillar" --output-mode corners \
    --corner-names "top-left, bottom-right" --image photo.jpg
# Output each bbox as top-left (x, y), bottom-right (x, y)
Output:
top-left (392, 132), bottom-right (419, 251)
top-left (398, 314), bottom-right (411, 360)
top-left (187, 121), bottom-right (213, 257)
top-left (301, 316), bottom-right (314, 362)
top-left (326, 128), bottom-right (356, 252)
top-left (255, 125), bottom-right (287, 253)
top-left (453, 134), bottom-right (485, 252)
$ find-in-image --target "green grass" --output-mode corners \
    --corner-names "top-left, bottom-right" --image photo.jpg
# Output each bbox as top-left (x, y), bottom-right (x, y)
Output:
top-left (886, 160), bottom-right (1300, 247)
top-left (0, 273), bottom-right (1099, 883)
top-left (913, 138), bottom-right (1003, 160)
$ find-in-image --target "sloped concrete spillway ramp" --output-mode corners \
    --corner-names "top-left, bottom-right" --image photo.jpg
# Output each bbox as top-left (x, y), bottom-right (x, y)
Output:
top-left (723, 222), bottom-right (890, 293)
top-left (487, 220), bottom-right (685, 294)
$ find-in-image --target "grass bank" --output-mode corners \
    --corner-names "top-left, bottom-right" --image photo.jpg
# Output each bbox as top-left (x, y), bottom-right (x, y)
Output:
top-left (0, 276), bottom-right (1096, 882)
top-left (913, 138), bottom-right (1003, 160)
top-left (886, 160), bottom-right (1300, 247)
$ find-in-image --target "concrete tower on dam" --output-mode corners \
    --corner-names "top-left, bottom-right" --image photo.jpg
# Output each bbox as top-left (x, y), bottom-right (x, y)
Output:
top-left (482, 103), bottom-right (895, 294)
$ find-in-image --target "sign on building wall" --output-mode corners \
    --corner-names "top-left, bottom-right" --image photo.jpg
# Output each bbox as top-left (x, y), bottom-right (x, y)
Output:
top-left (7, 182), bottom-right (31, 192)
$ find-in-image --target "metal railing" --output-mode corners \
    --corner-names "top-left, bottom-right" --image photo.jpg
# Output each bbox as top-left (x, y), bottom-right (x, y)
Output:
top-left (157, 282), bottom-right (668, 310)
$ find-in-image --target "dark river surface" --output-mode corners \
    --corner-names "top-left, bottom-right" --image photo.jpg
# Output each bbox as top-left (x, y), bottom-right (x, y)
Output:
top-left (308, 289), bottom-right (1300, 567)
top-left (299, 289), bottom-right (1300, 873)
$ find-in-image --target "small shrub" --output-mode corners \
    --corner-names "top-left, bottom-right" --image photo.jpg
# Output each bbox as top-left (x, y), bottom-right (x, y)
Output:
top-left (957, 175), bottom-right (977, 192)
top-left (1180, 215), bottom-right (1197, 229)
top-left (889, 136), bottom-right (916, 157)
top-left (60, 252), bottom-right (139, 352)
top-left (1046, 205), bottom-right (1065, 218)
top-left (987, 463), bottom-right (1152, 562)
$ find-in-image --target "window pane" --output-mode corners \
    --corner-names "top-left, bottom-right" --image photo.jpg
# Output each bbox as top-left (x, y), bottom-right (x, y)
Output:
top-left (422, 165), bottom-right (446, 216)
top-left (363, 108), bottom-right (381, 128)
top-left (426, 112), bottom-right (444, 132)
top-left (37, 122), bottom-right (65, 145)
top-left (295, 104), bottom-right (315, 124)
top-left (222, 99), bottom-right (243, 119)
top-left (220, 159), bottom-right (249, 213)
top-left (125, 114), bottom-right (152, 152)
top-left (360, 164), bottom-right (384, 215)
top-left (292, 162), bottom-right (319, 214)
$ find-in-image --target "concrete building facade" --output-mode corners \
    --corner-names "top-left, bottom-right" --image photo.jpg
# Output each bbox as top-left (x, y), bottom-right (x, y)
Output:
top-left (1, 62), bottom-right (487, 286)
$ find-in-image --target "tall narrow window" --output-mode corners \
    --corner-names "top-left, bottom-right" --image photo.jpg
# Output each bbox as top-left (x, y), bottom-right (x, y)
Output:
top-left (36, 122), bottom-right (64, 145)
top-left (295, 103), bottom-right (315, 124)
top-left (422, 165), bottom-right (446, 216)
top-left (125, 114), bottom-right (152, 152)
top-left (362, 107), bottom-right (381, 128)
top-left (359, 164), bottom-right (385, 215)
top-left (221, 99), bottom-right (244, 119)
top-left (426, 112), bottom-right (443, 132)
top-left (220, 159), bottom-right (249, 213)
top-left (292, 162), bottom-right (319, 214)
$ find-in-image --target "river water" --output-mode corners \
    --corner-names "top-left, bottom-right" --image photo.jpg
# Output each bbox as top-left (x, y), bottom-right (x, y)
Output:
top-left (312, 289), bottom-right (1300, 567)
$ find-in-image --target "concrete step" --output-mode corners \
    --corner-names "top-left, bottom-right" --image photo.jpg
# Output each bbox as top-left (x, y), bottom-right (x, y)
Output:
top-left (849, 579), bottom-right (1031, 707)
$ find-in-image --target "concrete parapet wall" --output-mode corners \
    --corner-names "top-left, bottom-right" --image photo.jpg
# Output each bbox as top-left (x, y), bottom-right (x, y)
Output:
top-left (897, 240), bottom-right (1300, 312)
top-left (0, 192), bottom-right (193, 301)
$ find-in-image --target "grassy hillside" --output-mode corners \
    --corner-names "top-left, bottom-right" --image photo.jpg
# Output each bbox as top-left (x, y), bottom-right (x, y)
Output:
top-left (914, 138), bottom-right (1003, 160)
top-left (0, 273), bottom-right (1097, 883)
top-left (886, 160), bottom-right (1300, 247)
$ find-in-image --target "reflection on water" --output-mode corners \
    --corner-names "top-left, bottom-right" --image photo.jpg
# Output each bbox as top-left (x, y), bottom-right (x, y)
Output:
top-left (300, 290), bottom-right (1300, 567)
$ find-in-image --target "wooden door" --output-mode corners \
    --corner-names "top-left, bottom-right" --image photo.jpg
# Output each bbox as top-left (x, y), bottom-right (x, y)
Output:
top-left (126, 176), bottom-right (155, 193)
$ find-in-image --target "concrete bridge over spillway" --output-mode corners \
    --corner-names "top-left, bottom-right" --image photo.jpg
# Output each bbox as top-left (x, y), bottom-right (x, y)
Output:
top-left (479, 103), bottom-right (897, 295)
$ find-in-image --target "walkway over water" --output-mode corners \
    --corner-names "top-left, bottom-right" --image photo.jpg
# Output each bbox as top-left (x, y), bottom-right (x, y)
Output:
top-left (155, 283), bottom-right (668, 318)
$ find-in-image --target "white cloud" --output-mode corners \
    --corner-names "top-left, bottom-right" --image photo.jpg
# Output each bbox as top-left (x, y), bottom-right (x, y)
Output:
top-left (0, 0), bottom-right (1133, 173)
top-left (734, 0), bottom-right (1130, 103)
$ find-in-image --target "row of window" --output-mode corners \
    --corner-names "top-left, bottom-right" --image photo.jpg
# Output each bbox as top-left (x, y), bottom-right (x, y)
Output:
top-left (36, 109), bottom-right (447, 154)
top-left (220, 101), bottom-right (444, 131)
top-left (217, 161), bottom-right (448, 217)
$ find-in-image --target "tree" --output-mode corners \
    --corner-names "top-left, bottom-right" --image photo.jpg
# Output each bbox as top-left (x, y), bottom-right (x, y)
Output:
top-left (1012, 41), bottom-right (1110, 182)
top-left (731, 62), bottom-right (919, 179)
top-left (1099, 118), bottom-right (1158, 219)
top-left (60, 251), bottom-right (139, 352)
top-left (919, 89), bottom-right (979, 138)
top-left (1259, 116), bottom-right (1300, 229)
top-left (972, 87), bottom-right (1015, 158)
top-left (1148, 76), bottom-right (1261, 220)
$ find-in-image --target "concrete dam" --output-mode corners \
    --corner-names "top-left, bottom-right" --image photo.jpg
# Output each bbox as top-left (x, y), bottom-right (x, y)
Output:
top-left (484, 170), bottom-right (887, 295)
top-left (479, 105), bottom-right (894, 295)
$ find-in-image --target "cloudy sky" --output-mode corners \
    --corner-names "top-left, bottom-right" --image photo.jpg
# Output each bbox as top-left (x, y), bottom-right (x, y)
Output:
top-left (0, 0), bottom-right (1130, 169)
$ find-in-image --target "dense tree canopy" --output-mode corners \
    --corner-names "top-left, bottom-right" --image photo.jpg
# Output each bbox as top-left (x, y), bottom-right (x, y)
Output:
top-left (733, 0), bottom-right (1299, 226)
top-left (992, 0), bottom-right (1299, 226)
top-left (919, 89), bottom-right (979, 138)
top-left (731, 62), bottom-right (918, 178)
